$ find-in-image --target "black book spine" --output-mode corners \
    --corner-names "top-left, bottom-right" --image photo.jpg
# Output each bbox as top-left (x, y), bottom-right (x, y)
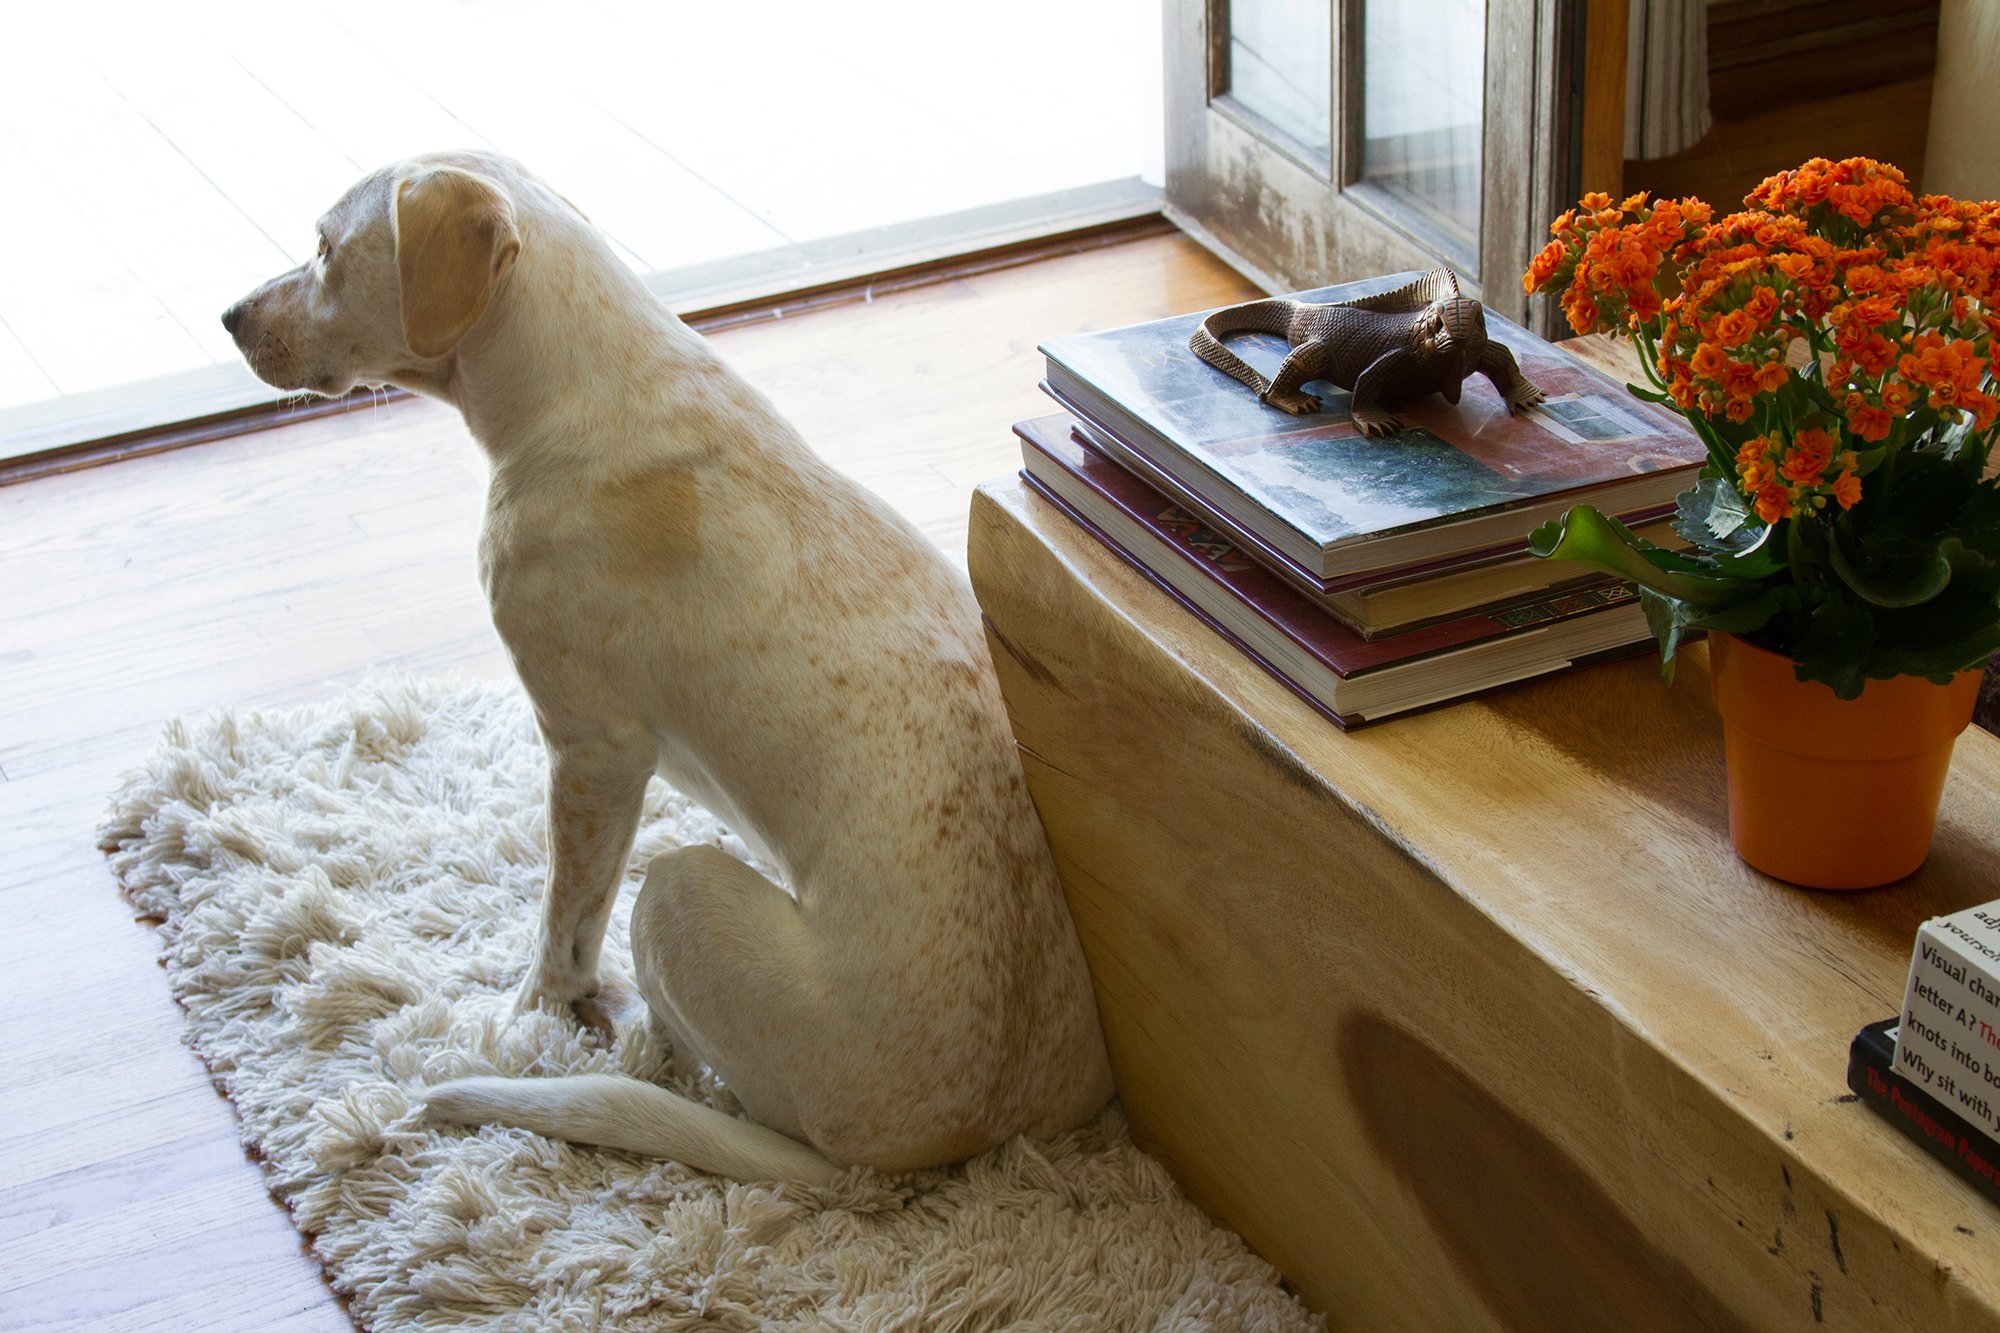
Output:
top-left (1847, 1018), bottom-right (2000, 1207)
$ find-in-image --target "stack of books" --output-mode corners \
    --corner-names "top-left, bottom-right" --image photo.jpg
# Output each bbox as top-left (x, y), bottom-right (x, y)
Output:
top-left (1845, 903), bottom-right (2000, 1204)
top-left (1020, 270), bottom-right (1710, 728)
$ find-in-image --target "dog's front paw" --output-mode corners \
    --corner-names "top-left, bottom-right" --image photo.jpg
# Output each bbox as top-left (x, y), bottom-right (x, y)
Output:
top-left (513, 966), bottom-right (594, 1019)
top-left (572, 974), bottom-right (644, 1037)
top-left (513, 967), bottom-right (639, 1038)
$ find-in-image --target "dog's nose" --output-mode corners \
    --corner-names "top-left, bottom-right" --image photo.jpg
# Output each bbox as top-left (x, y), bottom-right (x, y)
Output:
top-left (221, 301), bottom-right (248, 338)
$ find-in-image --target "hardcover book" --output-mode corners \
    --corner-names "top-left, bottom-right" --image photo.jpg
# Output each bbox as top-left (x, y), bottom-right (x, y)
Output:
top-left (1059, 402), bottom-right (1682, 638)
top-left (1039, 271), bottom-right (1708, 580)
top-left (1849, 1018), bottom-right (2000, 1207)
top-left (1896, 903), bottom-right (2000, 1143)
top-left (1015, 415), bottom-right (1654, 729)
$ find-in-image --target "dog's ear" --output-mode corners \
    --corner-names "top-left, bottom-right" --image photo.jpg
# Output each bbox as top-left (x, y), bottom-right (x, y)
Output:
top-left (394, 167), bottom-right (521, 358)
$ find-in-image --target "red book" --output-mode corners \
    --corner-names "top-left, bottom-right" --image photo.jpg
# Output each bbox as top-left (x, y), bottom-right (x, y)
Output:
top-left (1015, 414), bottom-right (1653, 729)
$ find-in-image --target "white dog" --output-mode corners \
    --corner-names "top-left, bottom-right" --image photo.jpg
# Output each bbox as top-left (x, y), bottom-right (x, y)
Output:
top-left (223, 151), bottom-right (1112, 1185)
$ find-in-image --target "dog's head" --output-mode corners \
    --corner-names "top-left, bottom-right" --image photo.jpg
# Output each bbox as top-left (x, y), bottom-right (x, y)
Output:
top-left (222, 154), bottom-right (523, 398)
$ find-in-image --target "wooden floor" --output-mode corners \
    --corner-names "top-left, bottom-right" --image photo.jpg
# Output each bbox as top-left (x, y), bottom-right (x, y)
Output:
top-left (0, 0), bottom-right (1157, 412)
top-left (0, 231), bottom-right (1256, 1331)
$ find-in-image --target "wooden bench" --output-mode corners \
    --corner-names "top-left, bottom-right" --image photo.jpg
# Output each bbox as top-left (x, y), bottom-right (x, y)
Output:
top-left (968, 475), bottom-right (2000, 1331)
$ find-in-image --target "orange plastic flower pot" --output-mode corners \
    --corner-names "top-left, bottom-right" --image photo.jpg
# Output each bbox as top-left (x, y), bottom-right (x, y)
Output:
top-left (1708, 632), bottom-right (1984, 889)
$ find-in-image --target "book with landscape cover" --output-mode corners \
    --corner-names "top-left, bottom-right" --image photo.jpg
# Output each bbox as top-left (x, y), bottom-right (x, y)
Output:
top-left (1014, 414), bottom-right (1654, 729)
top-left (1058, 397), bottom-right (1683, 639)
top-left (1039, 270), bottom-right (1708, 581)
top-left (1848, 1017), bottom-right (2000, 1207)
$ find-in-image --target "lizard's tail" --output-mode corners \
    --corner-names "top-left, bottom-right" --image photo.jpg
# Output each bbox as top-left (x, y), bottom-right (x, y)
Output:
top-left (1188, 299), bottom-right (1295, 397)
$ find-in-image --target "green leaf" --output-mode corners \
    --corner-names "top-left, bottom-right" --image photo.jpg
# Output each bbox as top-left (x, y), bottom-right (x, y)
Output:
top-left (1794, 599), bottom-right (1877, 699)
top-left (1674, 476), bottom-right (1750, 546)
top-left (1708, 538), bottom-right (1787, 581)
top-left (1850, 444), bottom-right (1893, 478)
top-left (1794, 373), bottom-right (1841, 416)
top-left (1949, 483), bottom-right (2000, 561)
top-left (1530, 506), bottom-right (1760, 610)
top-left (1638, 587), bottom-right (1689, 679)
top-left (1668, 481), bottom-right (1790, 588)
top-left (1864, 623), bottom-right (2000, 683)
top-left (1828, 535), bottom-right (1953, 608)
top-left (1686, 587), bottom-right (1788, 635)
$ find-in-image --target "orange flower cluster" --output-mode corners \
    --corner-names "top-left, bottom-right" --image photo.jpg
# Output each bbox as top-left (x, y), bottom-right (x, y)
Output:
top-left (1523, 158), bottom-right (2000, 523)
top-left (1734, 426), bottom-right (1859, 524)
top-left (1895, 332), bottom-right (1995, 428)
top-left (1525, 192), bottom-right (1708, 335)
top-left (1748, 157), bottom-right (1916, 231)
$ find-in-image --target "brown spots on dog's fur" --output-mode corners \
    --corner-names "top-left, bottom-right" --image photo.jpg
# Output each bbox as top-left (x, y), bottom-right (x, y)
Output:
top-left (594, 467), bottom-right (702, 577)
top-left (876, 750), bottom-right (1086, 1132)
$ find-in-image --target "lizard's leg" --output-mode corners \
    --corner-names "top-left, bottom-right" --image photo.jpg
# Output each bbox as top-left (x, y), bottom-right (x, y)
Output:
top-left (1348, 353), bottom-right (1409, 438)
top-left (1480, 341), bottom-right (1547, 413)
top-left (1259, 343), bottom-right (1327, 415)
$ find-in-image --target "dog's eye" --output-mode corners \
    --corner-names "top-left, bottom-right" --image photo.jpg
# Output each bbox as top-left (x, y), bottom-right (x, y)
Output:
top-left (317, 235), bottom-right (332, 262)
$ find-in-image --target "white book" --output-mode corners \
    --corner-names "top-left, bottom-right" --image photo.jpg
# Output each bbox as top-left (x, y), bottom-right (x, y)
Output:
top-left (1896, 903), bottom-right (2000, 1140)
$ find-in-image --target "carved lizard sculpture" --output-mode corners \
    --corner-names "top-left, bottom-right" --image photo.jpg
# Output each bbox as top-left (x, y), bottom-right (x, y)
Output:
top-left (1187, 268), bottom-right (1548, 437)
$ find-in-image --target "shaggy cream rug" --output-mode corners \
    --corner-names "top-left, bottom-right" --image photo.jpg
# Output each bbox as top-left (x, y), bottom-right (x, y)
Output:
top-left (100, 678), bottom-right (1323, 1332)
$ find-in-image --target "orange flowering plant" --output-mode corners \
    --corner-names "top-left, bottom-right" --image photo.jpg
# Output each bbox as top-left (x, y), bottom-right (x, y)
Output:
top-left (1523, 158), bottom-right (2000, 698)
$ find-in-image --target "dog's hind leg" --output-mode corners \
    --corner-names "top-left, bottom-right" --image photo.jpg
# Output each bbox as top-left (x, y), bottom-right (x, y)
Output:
top-left (628, 843), bottom-right (821, 1145)
top-left (429, 840), bottom-right (846, 1184)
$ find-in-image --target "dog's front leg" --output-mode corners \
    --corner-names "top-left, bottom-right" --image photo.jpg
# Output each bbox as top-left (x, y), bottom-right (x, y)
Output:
top-left (518, 744), bottom-right (651, 1021)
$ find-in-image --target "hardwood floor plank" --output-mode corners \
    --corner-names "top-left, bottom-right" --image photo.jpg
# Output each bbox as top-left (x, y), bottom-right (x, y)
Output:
top-left (331, 0), bottom-right (789, 273)
top-left (0, 316), bottom-right (57, 408)
top-left (0, 0), bottom-right (1158, 417)
top-left (2, 43), bottom-right (295, 370)
top-left (0, 1130), bottom-right (265, 1248)
top-left (0, 1057), bottom-right (237, 1190)
top-left (213, 2), bottom-right (498, 182)
top-left (751, 0), bottom-right (1159, 192)
top-left (0, 232), bottom-right (1258, 1330)
top-left (584, 15), bottom-right (1031, 241)
top-left (82, 10), bottom-right (364, 261)
top-left (578, 0), bottom-right (1154, 240)
top-left (0, 135), bottom-right (209, 397)
top-left (0, 1206), bottom-right (342, 1333)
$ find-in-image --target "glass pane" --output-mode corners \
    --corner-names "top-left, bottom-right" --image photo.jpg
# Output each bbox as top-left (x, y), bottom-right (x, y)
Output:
top-left (1361, 0), bottom-right (1484, 255)
top-left (1225, 0), bottom-right (1333, 165)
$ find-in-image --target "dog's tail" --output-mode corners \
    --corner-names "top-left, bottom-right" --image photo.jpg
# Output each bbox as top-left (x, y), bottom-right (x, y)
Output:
top-left (422, 1073), bottom-right (844, 1186)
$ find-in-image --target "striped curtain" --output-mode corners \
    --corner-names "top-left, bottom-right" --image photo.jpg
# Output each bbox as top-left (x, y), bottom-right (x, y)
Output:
top-left (1625, 0), bottom-right (1712, 160)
